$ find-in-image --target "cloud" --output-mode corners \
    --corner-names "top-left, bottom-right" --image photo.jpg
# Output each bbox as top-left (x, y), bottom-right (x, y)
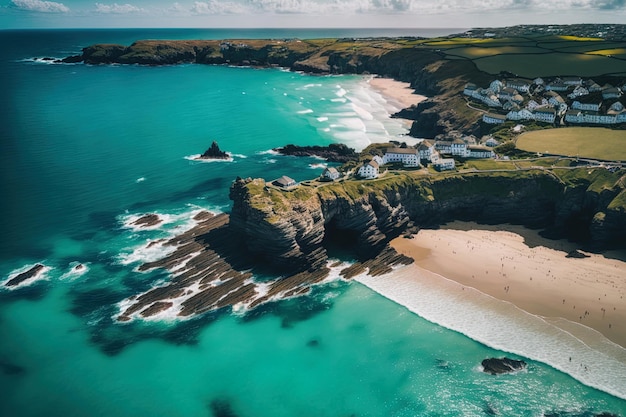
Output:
top-left (9, 0), bottom-right (69, 12)
top-left (172, 0), bottom-right (626, 16)
top-left (595, 0), bottom-right (625, 9)
top-left (94, 2), bottom-right (145, 13)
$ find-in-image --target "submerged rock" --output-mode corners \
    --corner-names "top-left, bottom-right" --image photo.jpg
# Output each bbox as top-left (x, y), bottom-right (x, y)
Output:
top-left (132, 213), bottom-right (162, 228)
top-left (481, 357), bottom-right (527, 375)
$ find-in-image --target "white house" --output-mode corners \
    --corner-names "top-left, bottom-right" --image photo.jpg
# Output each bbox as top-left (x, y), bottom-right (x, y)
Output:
top-left (498, 87), bottom-right (517, 100)
top-left (572, 100), bottom-right (602, 112)
top-left (507, 108), bottom-right (534, 121)
top-left (433, 158), bottom-right (455, 171)
top-left (467, 146), bottom-right (495, 159)
top-left (463, 83), bottom-right (479, 96)
top-left (562, 76), bottom-right (583, 86)
top-left (273, 176), bottom-right (297, 188)
top-left (546, 81), bottom-right (569, 92)
top-left (418, 140), bottom-right (438, 162)
top-left (383, 147), bottom-right (420, 167)
top-left (357, 160), bottom-right (379, 179)
top-left (546, 91), bottom-right (565, 106)
top-left (534, 108), bottom-right (556, 123)
top-left (565, 110), bottom-right (584, 124)
top-left (482, 113), bottom-right (507, 124)
top-left (485, 137), bottom-right (500, 147)
top-left (320, 167), bottom-right (340, 181)
top-left (602, 87), bottom-right (622, 100)
top-left (506, 79), bottom-right (530, 93)
top-left (450, 139), bottom-right (468, 156)
top-left (567, 86), bottom-right (589, 99)
top-left (586, 80), bottom-right (602, 92)
top-left (490, 80), bottom-right (504, 94)
top-left (608, 101), bottom-right (625, 113)
top-left (565, 110), bottom-right (618, 125)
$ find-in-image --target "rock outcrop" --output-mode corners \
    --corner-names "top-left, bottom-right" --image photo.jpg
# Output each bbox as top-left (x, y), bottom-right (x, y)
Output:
top-left (5, 264), bottom-right (46, 287)
top-left (481, 357), bottom-right (527, 375)
top-left (228, 168), bottom-right (626, 273)
top-left (198, 141), bottom-right (229, 160)
top-left (274, 143), bottom-right (359, 163)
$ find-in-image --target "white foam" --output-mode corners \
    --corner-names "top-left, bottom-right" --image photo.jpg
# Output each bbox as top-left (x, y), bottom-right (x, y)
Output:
top-left (356, 266), bottom-right (626, 400)
top-left (335, 86), bottom-right (347, 97)
top-left (308, 163), bottom-right (327, 169)
top-left (60, 262), bottom-right (89, 280)
top-left (3, 263), bottom-right (52, 289)
top-left (135, 177), bottom-right (146, 183)
top-left (257, 149), bottom-right (279, 156)
top-left (316, 116), bottom-right (329, 122)
top-left (297, 109), bottom-right (314, 114)
top-left (116, 239), bottom-right (177, 268)
top-left (184, 154), bottom-right (234, 163)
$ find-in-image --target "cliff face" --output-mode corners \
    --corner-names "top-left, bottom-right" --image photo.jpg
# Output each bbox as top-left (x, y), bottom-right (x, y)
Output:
top-left (229, 170), bottom-right (626, 273)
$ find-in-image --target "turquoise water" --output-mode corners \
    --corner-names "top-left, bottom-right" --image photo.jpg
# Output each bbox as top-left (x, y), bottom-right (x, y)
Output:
top-left (1, 29), bottom-right (625, 417)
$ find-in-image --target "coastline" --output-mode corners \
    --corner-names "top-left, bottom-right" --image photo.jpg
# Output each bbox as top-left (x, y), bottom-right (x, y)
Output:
top-left (389, 222), bottom-right (626, 349)
top-left (367, 76), bottom-right (426, 110)
top-left (355, 222), bottom-right (626, 399)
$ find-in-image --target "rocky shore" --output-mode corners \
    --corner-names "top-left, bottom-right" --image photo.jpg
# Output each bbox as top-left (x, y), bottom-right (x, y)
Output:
top-left (116, 210), bottom-right (412, 321)
top-left (273, 143), bottom-right (359, 163)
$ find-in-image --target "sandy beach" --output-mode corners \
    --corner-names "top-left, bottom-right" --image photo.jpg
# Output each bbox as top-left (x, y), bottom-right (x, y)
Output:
top-left (390, 222), bottom-right (626, 348)
top-left (368, 76), bottom-right (426, 110)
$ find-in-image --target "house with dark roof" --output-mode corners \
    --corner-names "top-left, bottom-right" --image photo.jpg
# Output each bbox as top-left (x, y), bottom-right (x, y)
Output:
top-left (357, 160), bottom-right (379, 179)
top-left (272, 176), bottom-right (297, 188)
top-left (320, 167), bottom-right (340, 181)
top-left (382, 147), bottom-right (420, 167)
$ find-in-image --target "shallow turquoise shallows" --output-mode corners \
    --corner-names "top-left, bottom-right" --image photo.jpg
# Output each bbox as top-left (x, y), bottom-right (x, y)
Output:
top-left (1, 29), bottom-right (625, 417)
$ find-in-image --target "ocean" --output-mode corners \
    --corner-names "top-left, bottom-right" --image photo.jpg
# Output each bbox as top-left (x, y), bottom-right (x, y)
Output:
top-left (1, 29), bottom-right (625, 417)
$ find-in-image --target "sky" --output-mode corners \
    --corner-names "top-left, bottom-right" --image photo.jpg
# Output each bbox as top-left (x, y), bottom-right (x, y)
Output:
top-left (1, 0), bottom-right (626, 29)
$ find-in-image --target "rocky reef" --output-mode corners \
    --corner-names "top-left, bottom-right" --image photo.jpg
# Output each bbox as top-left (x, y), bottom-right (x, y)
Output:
top-left (274, 143), bottom-right (359, 163)
top-left (116, 210), bottom-right (411, 321)
top-left (4, 264), bottom-right (46, 287)
top-left (481, 357), bottom-right (527, 375)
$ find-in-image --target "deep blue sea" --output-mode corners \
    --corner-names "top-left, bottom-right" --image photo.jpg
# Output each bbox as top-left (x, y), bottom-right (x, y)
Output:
top-left (1, 29), bottom-right (625, 417)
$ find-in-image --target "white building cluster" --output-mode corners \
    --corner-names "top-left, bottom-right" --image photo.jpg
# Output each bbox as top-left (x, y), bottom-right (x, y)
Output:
top-left (357, 137), bottom-right (496, 178)
top-left (466, 76), bottom-right (626, 126)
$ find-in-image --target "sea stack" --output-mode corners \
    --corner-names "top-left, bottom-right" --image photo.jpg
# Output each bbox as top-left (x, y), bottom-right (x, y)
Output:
top-left (198, 141), bottom-right (229, 160)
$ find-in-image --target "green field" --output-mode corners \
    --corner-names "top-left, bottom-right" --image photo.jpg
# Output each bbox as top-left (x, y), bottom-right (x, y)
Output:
top-left (474, 53), bottom-right (626, 77)
top-left (516, 128), bottom-right (626, 160)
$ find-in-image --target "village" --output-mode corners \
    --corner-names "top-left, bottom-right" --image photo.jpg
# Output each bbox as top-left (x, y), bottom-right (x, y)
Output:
top-left (466, 76), bottom-right (626, 126)
top-left (269, 136), bottom-right (498, 190)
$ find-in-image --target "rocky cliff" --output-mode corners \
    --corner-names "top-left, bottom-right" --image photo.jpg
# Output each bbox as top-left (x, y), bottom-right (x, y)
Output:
top-left (229, 169), bottom-right (626, 273)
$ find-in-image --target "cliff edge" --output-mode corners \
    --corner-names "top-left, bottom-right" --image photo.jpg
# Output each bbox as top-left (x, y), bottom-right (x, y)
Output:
top-left (229, 169), bottom-right (626, 273)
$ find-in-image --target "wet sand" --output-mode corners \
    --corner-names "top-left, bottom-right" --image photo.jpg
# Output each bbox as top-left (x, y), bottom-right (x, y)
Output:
top-left (390, 222), bottom-right (626, 348)
top-left (368, 76), bottom-right (426, 109)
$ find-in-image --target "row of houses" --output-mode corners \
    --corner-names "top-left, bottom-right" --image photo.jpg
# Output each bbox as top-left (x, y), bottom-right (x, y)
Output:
top-left (357, 141), bottom-right (496, 178)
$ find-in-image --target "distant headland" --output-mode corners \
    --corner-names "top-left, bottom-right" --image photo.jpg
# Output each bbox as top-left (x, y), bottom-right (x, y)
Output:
top-left (59, 24), bottom-right (626, 142)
